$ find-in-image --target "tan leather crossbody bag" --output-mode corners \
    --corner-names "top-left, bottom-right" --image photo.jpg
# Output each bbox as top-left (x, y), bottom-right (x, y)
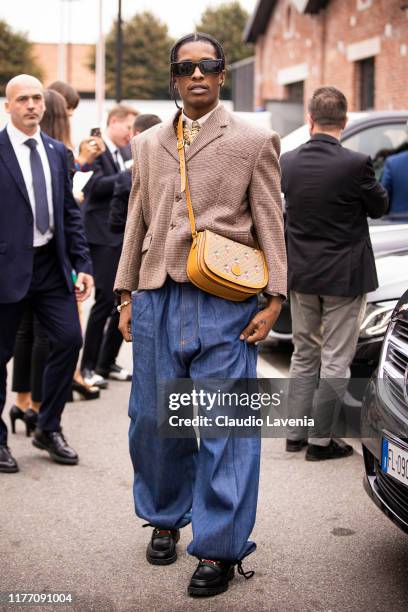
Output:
top-left (176, 114), bottom-right (268, 302)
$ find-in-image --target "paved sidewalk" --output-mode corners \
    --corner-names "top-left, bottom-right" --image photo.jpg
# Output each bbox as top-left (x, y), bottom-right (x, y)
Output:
top-left (2, 344), bottom-right (408, 612)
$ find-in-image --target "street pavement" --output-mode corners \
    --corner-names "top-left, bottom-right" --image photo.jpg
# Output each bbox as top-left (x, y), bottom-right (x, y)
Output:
top-left (2, 342), bottom-right (408, 612)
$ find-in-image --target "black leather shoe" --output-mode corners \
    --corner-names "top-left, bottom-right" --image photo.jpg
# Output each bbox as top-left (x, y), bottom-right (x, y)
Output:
top-left (32, 429), bottom-right (78, 465)
top-left (145, 526), bottom-right (180, 565)
top-left (0, 445), bottom-right (19, 473)
top-left (286, 438), bottom-right (307, 452)
top-left (306, 439), bottom-right (353, 461)
top-left (188, 559), bottom-right (254, 597)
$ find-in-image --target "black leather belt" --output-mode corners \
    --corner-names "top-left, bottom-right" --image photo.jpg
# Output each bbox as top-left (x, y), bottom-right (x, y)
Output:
top-left (34, 239), bottom-right (55, 255)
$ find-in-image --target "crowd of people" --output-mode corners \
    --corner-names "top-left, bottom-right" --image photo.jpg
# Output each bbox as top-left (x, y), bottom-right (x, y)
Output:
top-left (0, 28), bottom-right (403, 599)
top-left (3, 79), bottom-right (163, 442)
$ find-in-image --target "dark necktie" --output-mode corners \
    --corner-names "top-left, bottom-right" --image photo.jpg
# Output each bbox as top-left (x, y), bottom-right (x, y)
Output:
top-left (24, 138), bottom-right (50, 234)
top-left (113, 149), bottom-right (121, 171)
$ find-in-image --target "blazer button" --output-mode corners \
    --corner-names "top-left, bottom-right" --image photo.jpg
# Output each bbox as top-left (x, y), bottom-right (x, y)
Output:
top-left (175, 194), bottom-right (182, 202)
top-left (170, 223), bottom-right (176, 230)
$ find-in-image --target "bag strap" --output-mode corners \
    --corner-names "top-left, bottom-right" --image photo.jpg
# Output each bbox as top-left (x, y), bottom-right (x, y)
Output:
top-left (177, 113), bottom-right (197, 239)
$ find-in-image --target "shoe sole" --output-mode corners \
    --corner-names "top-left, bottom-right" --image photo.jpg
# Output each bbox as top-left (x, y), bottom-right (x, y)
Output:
top-left (146, 551), bottom-right (177, 565)
top-left (32, 439), bottom-right (78, 465)
top-left (188, 569), bottom-right (234, 597)
top-left (306, 450), bottom-right (353, 461)
top-left (90, 381), bottom-right (108, 389)
top-left (0, 465), bottom-right (19, 473)
top-left (109, 374), bottom-right (132, 381)
top-left (188, 584), bottom-right (229, 597)
top-left (286, 445), bottom-right (307, 452)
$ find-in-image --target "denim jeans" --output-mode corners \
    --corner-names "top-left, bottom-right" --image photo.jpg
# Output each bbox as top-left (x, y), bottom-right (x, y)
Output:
top-left (128, 278), bottom-right (260, 562)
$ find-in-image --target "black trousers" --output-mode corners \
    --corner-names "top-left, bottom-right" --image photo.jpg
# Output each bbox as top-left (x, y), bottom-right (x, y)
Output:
top-left (80, 244), bottom-right (123, 374)
top-left (12, 305), bottom-right (50, 403)
top-left (0, 246), bottom-right (82, 445)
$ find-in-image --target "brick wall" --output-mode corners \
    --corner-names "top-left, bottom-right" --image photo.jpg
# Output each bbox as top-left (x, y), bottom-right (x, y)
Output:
top-left (32, 43), bottom-right (95, 95)
top-left (254, 0), bottom-right (408, 113)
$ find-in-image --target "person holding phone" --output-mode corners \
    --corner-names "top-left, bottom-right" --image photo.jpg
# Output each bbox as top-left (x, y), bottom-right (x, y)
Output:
top-left (80, 104), bottom-right (138, 389)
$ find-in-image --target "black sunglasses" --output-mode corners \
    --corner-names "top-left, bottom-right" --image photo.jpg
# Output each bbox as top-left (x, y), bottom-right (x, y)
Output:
top-left (171, 59), bottom-right (224, 77)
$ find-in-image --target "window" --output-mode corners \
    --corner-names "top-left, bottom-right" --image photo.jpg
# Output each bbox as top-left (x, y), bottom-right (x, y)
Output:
top-left (357, 57), bottom-right (375, 110)
top-left (285, 81), bottom-right (304, 104)
top-left (342, 123), bottom-right (408, 177)
top-left (284, 3), bottom-right (295, 38)
top-left (357, 0), bottom-right (372, 10)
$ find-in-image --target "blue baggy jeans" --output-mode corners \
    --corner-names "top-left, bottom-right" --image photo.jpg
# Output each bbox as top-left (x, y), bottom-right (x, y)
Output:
top-left (128, 278), bottom-right (260, 562)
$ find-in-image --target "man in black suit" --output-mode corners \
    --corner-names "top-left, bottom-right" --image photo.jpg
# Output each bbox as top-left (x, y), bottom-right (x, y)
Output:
top-left (109, 113), bottom-right (162, 235)
top-left (0, 74), bottom-right (93, 472)
top-left (81, 104), bottom-right (138, 388)
top-left (281, 87), bottom-right (388, 461)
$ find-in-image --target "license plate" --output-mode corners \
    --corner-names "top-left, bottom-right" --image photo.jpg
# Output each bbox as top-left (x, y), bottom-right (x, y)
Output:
top-left (381, 438), bottom-right (408, 488)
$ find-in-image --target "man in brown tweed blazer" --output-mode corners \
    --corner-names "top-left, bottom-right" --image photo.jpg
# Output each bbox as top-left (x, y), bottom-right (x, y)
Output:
top-left (115, 33), bottom-right (287, 598)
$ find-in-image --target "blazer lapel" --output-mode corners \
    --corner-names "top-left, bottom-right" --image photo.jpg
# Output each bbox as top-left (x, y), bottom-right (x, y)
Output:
top-left (157, 105), bottom-right (230, 162)
top-left (104, 146), bottom-right (119, 173)
top-left (186, 105), bottom-right (229, 162)
top-left (0, 128), bottom-right (31, 207)
top-left (157, 112), bottom-right (180, 162)
top-left (41, 132), bottom-right (60, 215)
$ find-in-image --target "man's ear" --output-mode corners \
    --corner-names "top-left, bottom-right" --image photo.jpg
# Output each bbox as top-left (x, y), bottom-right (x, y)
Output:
top-left (307, 114), bottom-right (314, 134)
top-left (219, 70), bottom-right (226, 87)
top-left (4, 100), bottom-right (9, 114)
top-left (342, 114), bottom-right (348, 130)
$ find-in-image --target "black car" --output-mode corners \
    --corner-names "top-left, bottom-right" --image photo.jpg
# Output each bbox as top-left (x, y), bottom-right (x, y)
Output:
top-left (361, 289), bottom-right (408, 533)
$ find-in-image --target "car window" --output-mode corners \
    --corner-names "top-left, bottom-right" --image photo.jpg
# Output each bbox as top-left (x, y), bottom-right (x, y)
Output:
top-left (342, 123), bottom-right (407, 178)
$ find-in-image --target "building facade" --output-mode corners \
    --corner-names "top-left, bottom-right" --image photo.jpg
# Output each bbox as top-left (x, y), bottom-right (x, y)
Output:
top-left (245, 0), bottom-right (408, 134)
top-left (32, 43), bottom-right (95, 97)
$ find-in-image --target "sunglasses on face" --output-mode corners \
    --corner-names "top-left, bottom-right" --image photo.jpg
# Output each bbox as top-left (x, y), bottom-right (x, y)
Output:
top-left (171, 59), bottom-right (224, 77)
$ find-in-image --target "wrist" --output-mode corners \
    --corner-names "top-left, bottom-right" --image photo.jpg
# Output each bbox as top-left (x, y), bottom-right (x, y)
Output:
top-left (120, 291), bottom-right (131, 304)
top-left (75, 157), bottom-right (94, 172)
top-left (265, 296), bottom-right (284, 311)
top-left (117, 296), bottom-right (131, 313)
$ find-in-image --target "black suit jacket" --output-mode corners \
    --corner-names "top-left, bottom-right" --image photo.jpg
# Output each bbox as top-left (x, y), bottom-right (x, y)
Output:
top-left (281, 134), bottom-right (388, 296)
top-left (0, 128), bottom-right (92, 304)
top-left (109, 169), bottom-right (132, 235)
top-left (83, 144), bottom-right (131, 247)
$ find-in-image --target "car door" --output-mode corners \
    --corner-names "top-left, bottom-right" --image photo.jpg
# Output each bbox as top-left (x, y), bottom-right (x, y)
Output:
top-left (341, 120), bottom-right (408, 179)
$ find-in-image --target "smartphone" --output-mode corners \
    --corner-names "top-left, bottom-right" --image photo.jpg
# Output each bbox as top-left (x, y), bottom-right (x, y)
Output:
top-left (90, 127), bottom-right (101, 137)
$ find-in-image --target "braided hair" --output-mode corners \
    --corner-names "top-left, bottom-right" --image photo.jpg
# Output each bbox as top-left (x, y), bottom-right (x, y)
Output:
top-left (169, 32), bottom-right (226, 109)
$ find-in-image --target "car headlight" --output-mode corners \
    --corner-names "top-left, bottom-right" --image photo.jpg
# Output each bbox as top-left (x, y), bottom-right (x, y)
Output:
top-left (377, 320), bottom-right (396, 378)
top-left (359, 301), bottom-right (398, 339)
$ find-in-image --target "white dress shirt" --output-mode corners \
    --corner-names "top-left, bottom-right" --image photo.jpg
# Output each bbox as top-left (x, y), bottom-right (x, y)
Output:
top-left (7, 122), bottom-right (54, 247)
top-left (183, 103), bottom-right (220, 130)
top-left (104, 134), bottom-right (126, 171)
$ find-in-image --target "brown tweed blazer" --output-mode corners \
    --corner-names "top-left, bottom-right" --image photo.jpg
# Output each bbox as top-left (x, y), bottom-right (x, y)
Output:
top-left (114, 104), bottom-right (287, 297)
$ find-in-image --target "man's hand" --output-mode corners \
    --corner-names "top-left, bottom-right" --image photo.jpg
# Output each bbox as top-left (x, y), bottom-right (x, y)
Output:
top-left (240, 296), bottom-right (283, 344)
top-left (77, 137), bottom-right (106, 166)
top-left (118, 291), bottom-right (132, 342)
top-left (75, 272), bottom-right (94, 302)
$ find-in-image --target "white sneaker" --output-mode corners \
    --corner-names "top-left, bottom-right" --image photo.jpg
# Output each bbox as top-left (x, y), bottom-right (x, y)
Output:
top-left (82, 370), bottom-right (108, 389)
top-left (109, 364), bottom-right (132, 381)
